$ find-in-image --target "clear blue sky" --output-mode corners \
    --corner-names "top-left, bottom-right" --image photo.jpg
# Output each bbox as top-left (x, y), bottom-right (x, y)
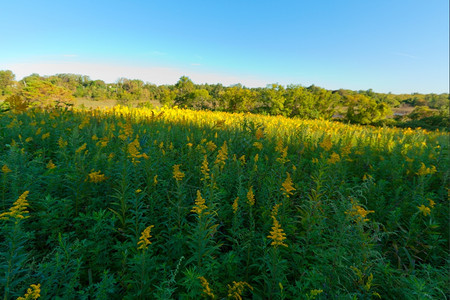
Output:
top-left (1, 0), bottom-right (448, 94)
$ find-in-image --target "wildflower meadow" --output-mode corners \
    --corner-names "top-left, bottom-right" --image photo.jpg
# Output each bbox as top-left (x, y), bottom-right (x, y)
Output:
top-left (0, 105), bottom-right (448, 299)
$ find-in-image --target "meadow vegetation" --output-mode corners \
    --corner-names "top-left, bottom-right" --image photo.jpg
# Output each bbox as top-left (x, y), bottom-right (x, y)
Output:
top-left (0, 101), bottom-right (448, 298)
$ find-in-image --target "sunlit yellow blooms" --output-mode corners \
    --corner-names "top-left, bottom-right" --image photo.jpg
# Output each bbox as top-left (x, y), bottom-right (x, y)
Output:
top-left (86, 170), bottom-right (106, 183)
top-left (327, 152), bottom-right (340, 164)
top-left (281, 172), bottom-right (295, 198)
top-left (417, 204), bottom-right (431, 216)
top-left (128, 137), bottom-right (148, 164)
top-left (276, 146), bottom-right (289, 164)
top-left (275, 138), bottom-right (284, 153)
top-left (320, 135), bottom-right (332, 151)
top-left (2, 164), bottom-right (12, 173)
top-left (206, 141), bottom-right (217, 152)
top-left (25, 137), bottom-right (33, 143)
top-left (17, 283), bottom-right (41, 300)
top-left (92, 134), bottom-right (98, 141)
top-left (232, 197), bottom-right (239, 214)
top-left (200, 155), bottom-right (210, 181)
top-left (308, 289), bottom-right (323, 299)
top-left (267, 216), bottom-right (288, 247)
top-left (199, 276), bottom-right (215, 299)
top-left (75, 143), bottom-right (87, 154)
top-left (254, 154), bottom-right (259, 163)
top-left (137, 225), bottom-right (154, 250)
top-left (416, 162), bottom-right (437, 176)
top-left (214, 141), bottom-right (228, 169)
top-left (0, 191), bottom-right (30, 221)
top-left (255, 128), bottom-right (264, 140)
top-left (46, 160), bottom-right (56, 169)
top-left (345, 200), bottom-right (374, 222)
top-left (428, 199), bottom-right (435, 208)
top-left (41, 132), bottom-right (50, 140)
top-left (191, 190), bottom-right (208, 215)
top-left (312, 157), bottom-right (319, 164)
top-left (135, 189), bottom-right (142, 193)
top-left (35, 127), bottom-right (42, 135)
top-left (58, 137), bottom-right (68, 148)
top-left (253, 142), bottom-right (263, 150)
top-left (227, 281), bottom-right (253, 300)
top-left (271, 203), bottom-right (282, 217)
top-left (247, 186), bottom-right (255, 206)
top-left (173, 164), bottom-right (185, 181)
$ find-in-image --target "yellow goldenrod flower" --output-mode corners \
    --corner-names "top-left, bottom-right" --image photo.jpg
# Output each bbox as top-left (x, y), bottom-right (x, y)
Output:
top-left (0, 191), bottom-right (30, 221)
top-left (35, 127), bottom-right (42, 135)
top-left (2, 164), bottom-right (12, 174)
top-left (247, 186), bottom-right (255, 206)
top-left (214, 141), bottom-right (228, 169)
top-left (191, 190), bottom-right (208, 215)
top-left (137, 225), bottom-right (154, 250)
top-left (255, 128), bottom-right (264, 140)
top-left (253, 142), bottom-right (263, 150)
top-left (320, 135), bottom-right (332, 151)
top-left (25, 137), bottom-right (33, 143)
top-left (85, 170), bottom-right (106, 183)
top-left (267, 216), bottom-right (288, 247)
top-left (17, 283), bottom-right (41, 300)
top-left (239, 155), bottom-right (246, 165)
top-left (428, 199), bottom-right (435, 208)
top-left (58, 137), bottom-right (68, 148)
top-left (46, 160), bottom-right (56, 169)
top-left (135, 189), bottom-right (142, 194)
top-left (232, 197), bottom-right (239, 214)
top-left (75, 143), bottom-right (87, 154)
top-left (173, 164), bottom-right (185, 181)
top-left (327, 152), bottom-right (340, 164)
top-left (345, 200), bottom-right (374, 222)
top-left (271, 203), bottom-right (282, 217)
top-left (206, 141), bottom-right (217, 152)
top-left (41, 132), bottom-right (50, 140)
top-left (227, 281), bottom-right (253, 300)
top-left (200, 156), bottom-right (210, 181)
top-left (199, 276), bottom-right (215, 299)
top-left (416, 162), bottom-right (437, 176)
top-left (281, 172), bottom-right (295, 198)
top-left (417, 204), bottom-right (431, 216)
top-left (254, 154), bottom-right (259, 163)
top-left (92, 134), bottom-right (98, 141)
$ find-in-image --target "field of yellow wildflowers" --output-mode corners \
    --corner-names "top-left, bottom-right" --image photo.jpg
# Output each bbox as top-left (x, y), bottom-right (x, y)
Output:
top-left (0, 106), bottom-right (448, 299)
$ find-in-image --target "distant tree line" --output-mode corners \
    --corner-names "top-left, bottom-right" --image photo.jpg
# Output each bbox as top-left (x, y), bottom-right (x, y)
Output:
top-left (0, 70), bottom-right (448, 128)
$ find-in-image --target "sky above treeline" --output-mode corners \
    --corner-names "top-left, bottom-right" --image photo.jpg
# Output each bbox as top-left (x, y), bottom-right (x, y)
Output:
top-left (1, 0), bottom-right (448, 94)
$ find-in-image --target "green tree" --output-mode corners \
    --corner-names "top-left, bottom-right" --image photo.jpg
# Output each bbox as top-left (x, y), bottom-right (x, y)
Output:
top-left (22, 79), bottom-right (74, 109)
top-left (0, 70), bottom-right (16, 97)
top-left (346, 94), bottom-right (392, 124)
top-left (220, 85), bottom-right (256, 112)
top-left (174, 76), bottom-right (195, 106)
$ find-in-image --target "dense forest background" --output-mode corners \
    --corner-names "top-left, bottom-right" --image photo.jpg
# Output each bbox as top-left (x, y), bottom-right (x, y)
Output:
top-left (0, 70), bottom-right (448, 129)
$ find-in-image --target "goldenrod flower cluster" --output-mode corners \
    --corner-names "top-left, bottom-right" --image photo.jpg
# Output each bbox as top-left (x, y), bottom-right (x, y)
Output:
top-left (227, 281), bottom-right (253, 300)
top-left (200, 155), bottom-right (210, 181)
top-left (2, 164), bottom-right (12, 173)
top-left (137, 225), bottom-right (154, 250)
top-left (0, 191), bottom-right (30, 221)
top-left (86, 170), bottom-right (107, 183)
top-left (173, 164), bottom-right (185, 181)
top-left (214, 141), bottom-right (228, 169)
top-left (327, 152), bottom-right (340, 164)
top-left (191, 190), bottom-right (208, 215)
top-left (17, 283), bottom-right (41, 300)
top-left (198, 276), bottom-right (215, 299)
top-left (271, 203), bottom-right (282, 217)
top-left (281, 172), bottom-right (295, 198)
top-left (345, 199), bottom-right (374, 223)
top-left (128, 136), bottom-right (149, 164)
top-left (75, 143), bottom-right (87, 154)
top-left (320, 135), bottom-right (332, 151)
top-left (417, 199), bottom-right (435, 216)
top-left (46, 160), bottom-right (56, 169)
top-left (232, 197), bottom-right (239, 214)
top-left (247, 186), bottom-right (255, 206)
top-left (267, 216), bottom-right (288, 247)
top-left (58, 137), bottom-right (68, 148)
top-left (416, 162), bottom-right (437, 176)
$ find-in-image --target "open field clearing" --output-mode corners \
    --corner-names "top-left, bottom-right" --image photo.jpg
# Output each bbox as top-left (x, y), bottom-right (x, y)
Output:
top-left (1, 106), bottom-right (448, 299)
